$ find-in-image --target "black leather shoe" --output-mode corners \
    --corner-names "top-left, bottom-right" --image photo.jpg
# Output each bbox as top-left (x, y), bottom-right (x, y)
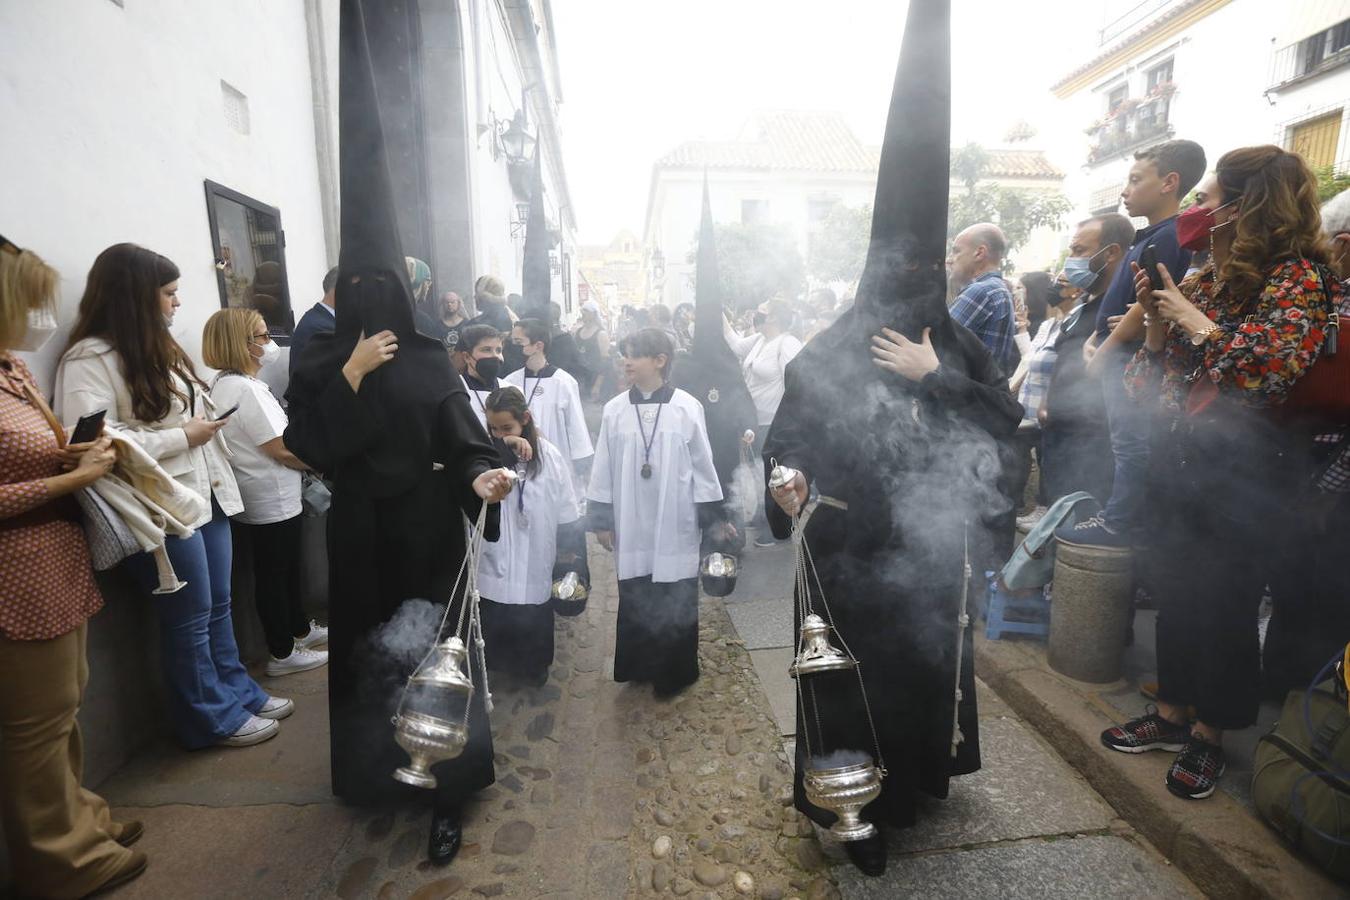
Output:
top-left (843, 831), bottom-right (887, 877)
top-left (427, 808), bottom-right (463, 866)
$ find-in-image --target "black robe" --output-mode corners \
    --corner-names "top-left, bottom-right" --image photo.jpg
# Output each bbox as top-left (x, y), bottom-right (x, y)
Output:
top-left (764, 318), bottom-right (1021, 830)
top-left (285, 368), bottom-right (502, 807)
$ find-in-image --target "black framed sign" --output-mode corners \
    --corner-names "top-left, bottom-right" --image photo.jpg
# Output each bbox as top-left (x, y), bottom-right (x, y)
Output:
top-left (204, 180), bottom-right (293, 341)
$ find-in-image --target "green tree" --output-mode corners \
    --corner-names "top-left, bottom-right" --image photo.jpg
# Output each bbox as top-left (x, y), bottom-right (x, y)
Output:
top-left (948, 142), bottom-right (1072, 271)
top-left (808, 203), bottom-right (872, 283)
top-left (687, 223), bottom-right (805, 312)
top-left (1314, 164), bottom-right (1350, 202)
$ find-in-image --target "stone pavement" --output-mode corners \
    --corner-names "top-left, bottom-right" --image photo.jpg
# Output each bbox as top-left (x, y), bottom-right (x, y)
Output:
top-left (86, 538), bottom-right (833, 899)
top-left (977, 619), bottom-right (1350, 899)
top-left (728, 531), bottom-right (1201, 900)
top-left (61, 529), bottom-right (1207, 900)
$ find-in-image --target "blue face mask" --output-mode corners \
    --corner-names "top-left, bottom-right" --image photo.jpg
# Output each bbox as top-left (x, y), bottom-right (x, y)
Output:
top-left (1061, 245), bottom-right (1112, 290)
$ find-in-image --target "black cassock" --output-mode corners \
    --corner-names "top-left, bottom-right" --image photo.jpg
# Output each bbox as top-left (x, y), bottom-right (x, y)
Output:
top-left (286, 369), bottom-right (502, 807)
top-left (764, 319), bottom-right (1021, 830)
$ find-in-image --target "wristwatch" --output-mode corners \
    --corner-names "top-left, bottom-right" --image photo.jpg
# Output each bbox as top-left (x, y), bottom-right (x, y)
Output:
top-left (1190, 321), bottom-right (1220, 346)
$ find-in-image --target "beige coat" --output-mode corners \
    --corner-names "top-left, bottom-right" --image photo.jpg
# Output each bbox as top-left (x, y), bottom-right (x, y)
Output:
top-left (91, 430), bottom-right (209, 593)
top-left (55, 337), bottom-right (242, 526)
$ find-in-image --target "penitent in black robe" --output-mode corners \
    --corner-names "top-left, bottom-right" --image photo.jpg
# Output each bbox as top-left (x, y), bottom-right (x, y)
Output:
top-left (286, 364), bottom-right (502, 807)
top-left (764, 319), bottom-right (1021, 831)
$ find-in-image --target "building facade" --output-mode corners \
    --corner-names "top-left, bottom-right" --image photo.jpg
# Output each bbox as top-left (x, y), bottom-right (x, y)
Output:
top-left (1048, 0), bottom-right (1350, 222)
top-left (642, 111), bottom-right (1068, 309)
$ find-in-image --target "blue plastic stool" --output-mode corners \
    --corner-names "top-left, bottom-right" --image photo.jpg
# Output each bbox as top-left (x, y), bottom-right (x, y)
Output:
top-left (984, 571), bottom-right (1050, 640)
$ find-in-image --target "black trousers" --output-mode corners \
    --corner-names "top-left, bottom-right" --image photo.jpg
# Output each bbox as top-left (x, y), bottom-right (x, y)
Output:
top-left (1150, 410), bottom-right (1299, 730)
top-left (233, 515), bottom-right (309, 659)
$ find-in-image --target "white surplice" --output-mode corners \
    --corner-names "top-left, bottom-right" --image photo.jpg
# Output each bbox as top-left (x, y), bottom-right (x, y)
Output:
top-left (587, 386), bottom-right (723, 583)
top-left (477, 437), bottom-right (579, 606)
top-left (504, 365), bottom-right (594, 498)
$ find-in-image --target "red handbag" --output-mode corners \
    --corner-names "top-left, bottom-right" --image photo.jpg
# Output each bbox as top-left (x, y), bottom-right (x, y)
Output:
top-left (1282, 267), bottom-right (1350, 417)
top-left (1188, 265), bottom-right (1350, 419)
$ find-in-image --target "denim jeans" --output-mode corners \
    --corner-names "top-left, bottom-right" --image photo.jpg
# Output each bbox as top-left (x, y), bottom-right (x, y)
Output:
top-left (1100, 345), bottom-right (1150, 535)
top-left (127, 501), bottom-right (267, 748)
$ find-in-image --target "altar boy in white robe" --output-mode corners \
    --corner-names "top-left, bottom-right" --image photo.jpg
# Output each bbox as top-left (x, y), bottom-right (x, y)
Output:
top-left (505, 319), bottom-right (593, 482)
top-left (477, 386), bottom-right (579, 685)
top-left (587, 328), bottom-right (734, 695)
top-left (506, 318), bottom-right (595, 597)
top-left (458, 323), bottom-right (509, 431)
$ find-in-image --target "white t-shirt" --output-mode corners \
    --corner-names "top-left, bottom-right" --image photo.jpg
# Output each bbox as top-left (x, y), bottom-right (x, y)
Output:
top-left (211, 373), bottom-right (302, 525)
top-left (726, 327), bottom-right (803, 426)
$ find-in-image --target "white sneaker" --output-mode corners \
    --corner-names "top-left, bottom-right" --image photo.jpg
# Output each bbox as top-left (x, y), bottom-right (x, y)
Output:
top-left (256, 696), bottom-right (294, 720)
top-left (295, 620), bottom-right (329, 650)
top-left (266, 646), bottom-right (329, 677)
top-left (220, 715), bottom-right (279, 747)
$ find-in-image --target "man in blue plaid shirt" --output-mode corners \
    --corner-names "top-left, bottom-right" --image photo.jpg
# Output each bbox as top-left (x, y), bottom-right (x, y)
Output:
top-left (947, 223), bottom-right (1017, 375)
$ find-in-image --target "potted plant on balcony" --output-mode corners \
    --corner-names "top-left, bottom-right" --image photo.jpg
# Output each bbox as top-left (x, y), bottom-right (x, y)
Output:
top-left (1147, 80), bottom-right (1176, 99)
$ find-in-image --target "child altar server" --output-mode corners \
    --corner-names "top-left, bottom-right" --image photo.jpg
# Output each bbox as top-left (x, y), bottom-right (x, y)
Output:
top-left (587, 328), bottom-right (734, 695)
top-left (476, 386), bottom-right (579, 685)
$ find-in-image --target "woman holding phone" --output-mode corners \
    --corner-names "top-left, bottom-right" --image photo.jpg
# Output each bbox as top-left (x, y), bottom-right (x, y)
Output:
top-left (1101, 147), bottom-right (1343, 799)
top-left (203, 308), bottom-right (329, 678)
top-left (55, 244), bottom-right (287, 750)
top-left (0, 237), bottom-right (148, 897)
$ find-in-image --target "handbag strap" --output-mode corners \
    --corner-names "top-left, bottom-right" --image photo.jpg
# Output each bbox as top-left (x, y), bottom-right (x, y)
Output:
top-left (21, 379), bottom-right (67, 448)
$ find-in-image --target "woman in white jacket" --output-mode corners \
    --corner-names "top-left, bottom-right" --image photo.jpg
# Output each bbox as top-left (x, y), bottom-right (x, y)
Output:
top-left (56, 244), bottom-right (288, 749)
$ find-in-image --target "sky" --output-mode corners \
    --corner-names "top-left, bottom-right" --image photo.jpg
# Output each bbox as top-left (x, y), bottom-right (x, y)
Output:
top-left (552, 0), bottom-right (1107, 245)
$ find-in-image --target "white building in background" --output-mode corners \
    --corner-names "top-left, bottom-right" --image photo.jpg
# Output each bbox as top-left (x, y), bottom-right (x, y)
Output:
top-left (0, 0), bottom-right (577, 397)
top-left (642, 111), bottom-right (1068, 309)
top-left (1048, 0), bottom-right (1350, 221)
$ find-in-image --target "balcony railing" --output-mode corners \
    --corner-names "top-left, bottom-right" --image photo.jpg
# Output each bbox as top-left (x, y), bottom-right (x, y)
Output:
top-left (1086, 90), bottom-right (1175, 165)
top-left (1269, 20), bottom-right (1350, 91)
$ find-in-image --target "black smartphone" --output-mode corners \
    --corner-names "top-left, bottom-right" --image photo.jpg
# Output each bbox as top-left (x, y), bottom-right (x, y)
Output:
top-left (69, 409), bottom-right (107, 445)
top-left (212, 404), bottom-right (240, 422)
top-left (1139, 243), bottom-right (1164, 292)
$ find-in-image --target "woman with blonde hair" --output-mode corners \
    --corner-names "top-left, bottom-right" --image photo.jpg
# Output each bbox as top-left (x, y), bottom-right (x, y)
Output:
top-left (0, 236), bottom-right (147, 896)
top-left (203, 308), bottom-right (328, 678)
top-left (1101, 146), bottom-right (1344, 799)
top-left (56, 244), bottom-right (286, 750)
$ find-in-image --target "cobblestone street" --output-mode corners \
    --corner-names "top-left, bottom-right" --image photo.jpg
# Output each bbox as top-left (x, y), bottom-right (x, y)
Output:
top-left (77, 534), bottom-right (1205, 899)
top-left (92, 539), bottom-right (828, 899)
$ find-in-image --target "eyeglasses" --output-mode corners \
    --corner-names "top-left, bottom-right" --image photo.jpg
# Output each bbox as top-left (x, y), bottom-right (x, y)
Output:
top-left (249, 332), bottom-right (271, 343)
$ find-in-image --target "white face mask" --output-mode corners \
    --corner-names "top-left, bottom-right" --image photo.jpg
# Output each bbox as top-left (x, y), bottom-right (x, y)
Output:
top-left (253, 339), bottom-right (281, 367)
top-left (16, 307), bottom-right (58, 353)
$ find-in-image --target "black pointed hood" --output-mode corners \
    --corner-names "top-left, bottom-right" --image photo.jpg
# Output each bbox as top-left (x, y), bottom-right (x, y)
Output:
top-left (521, 149), bottom-right (551, 322)
top-left (287, 0), bottom-right (464, 497)
top-left (672, 174), bottom-right (756, 494)
top-left (331, 0), bottom-right (416, 342)
top-left (854, 0), bottom-right (954, 345)
top-left (689, 174), bottom-right (738, 366)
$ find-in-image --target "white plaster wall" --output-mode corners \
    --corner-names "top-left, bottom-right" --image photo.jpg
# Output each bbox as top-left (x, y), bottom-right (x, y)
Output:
top-left (0, 0), bottom-right (332, 392)
top-left (462, 0), bottom-right (573, 310)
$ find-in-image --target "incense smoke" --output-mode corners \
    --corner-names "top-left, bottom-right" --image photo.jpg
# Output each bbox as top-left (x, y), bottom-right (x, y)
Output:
top-left (809, 749), bottom-right (871, 770)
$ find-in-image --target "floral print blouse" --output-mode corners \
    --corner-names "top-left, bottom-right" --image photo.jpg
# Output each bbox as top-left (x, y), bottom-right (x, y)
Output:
top-left (1125, 258), bottom-right (1343, 414)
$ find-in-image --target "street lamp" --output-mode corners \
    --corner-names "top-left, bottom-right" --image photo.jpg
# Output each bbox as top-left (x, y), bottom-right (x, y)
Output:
top-left (498, 110), bottom-right (536, 165)
top-left (651, 248), bottom-right (665, 281)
